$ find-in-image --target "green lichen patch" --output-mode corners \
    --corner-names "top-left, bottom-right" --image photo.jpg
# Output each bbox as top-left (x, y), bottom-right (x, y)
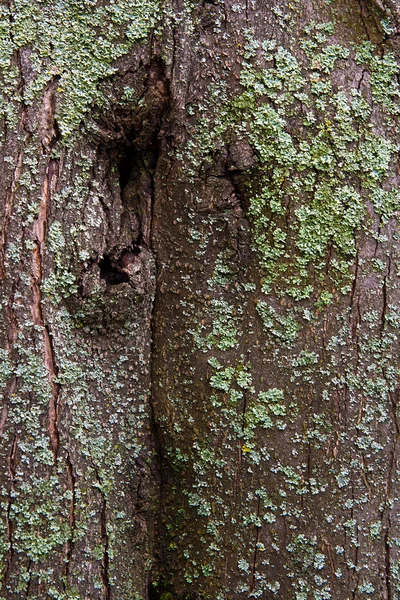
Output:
top-left (5, 0), bottom-right (158, 138)
top-left (186, 28), bottom-right (400, 302)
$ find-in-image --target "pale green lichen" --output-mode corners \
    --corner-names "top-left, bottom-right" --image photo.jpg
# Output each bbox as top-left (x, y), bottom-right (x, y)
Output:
top-left (5, 0), bottom-right (159, 138)
top-left (188, 30), bottom-right (399, 301)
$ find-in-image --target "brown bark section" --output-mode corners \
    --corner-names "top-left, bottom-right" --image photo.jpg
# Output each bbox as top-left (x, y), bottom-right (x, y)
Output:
top-left (150, 0), bottom-right (400, 597)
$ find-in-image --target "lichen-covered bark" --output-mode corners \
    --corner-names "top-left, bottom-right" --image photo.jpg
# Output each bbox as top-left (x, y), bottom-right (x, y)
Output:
top-left (0, 8), bottom-right (162, 595)
top-left (1, 0), bottom-right (400, 599)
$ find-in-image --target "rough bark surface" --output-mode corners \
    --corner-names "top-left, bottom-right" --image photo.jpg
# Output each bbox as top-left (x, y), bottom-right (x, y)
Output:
top-left (0, 0), bottom-right (400, 599)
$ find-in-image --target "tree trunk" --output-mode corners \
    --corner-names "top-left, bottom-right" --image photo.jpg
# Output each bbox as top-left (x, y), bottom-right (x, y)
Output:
top-left (1, 0), bottom-right (400, 598)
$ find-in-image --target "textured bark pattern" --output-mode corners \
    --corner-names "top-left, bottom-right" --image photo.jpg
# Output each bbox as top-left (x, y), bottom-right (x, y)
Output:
top-left (0, 0), bottom-right (400, 599)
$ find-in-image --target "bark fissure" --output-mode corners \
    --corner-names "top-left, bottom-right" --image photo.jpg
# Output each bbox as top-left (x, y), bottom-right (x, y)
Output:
top-left (91, 463), bottom-right (111, 600)
top-left (249, 497), bottom-right (261, 595)
top-left (381, 384), bottom-right (399, 600)
top-left (31, 158), bottom-right (61, 461)
top-left (380, 255), bottom-right (390, 334)
top-left (384, 523), bottom-right (393, 600)
top-left (358, 0), bottom-right (372, 40)
top-left (100, 497), bottom-right (111, 600)
top-left (3, 434), bottom-right (18, 586)
top-left (2, 278), bottom-right (20, 439)
top-left (23, 559), bottom-right (32, 600)
top-left (0, 375), bottom-right (16, 439)
top-left (0, 148), bottom-right (24, 280)
top-left (64, 451), bottom-right (76, 590)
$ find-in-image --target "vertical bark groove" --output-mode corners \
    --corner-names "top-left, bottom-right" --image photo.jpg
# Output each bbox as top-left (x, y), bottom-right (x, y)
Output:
top-left (31, 159), bottom-right (61, 460)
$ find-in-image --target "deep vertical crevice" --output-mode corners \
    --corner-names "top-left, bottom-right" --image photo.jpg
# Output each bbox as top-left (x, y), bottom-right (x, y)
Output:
top-left (146, 135), bottom-right (169, 600)
top-left (112, 57), bottom-right (171, 597)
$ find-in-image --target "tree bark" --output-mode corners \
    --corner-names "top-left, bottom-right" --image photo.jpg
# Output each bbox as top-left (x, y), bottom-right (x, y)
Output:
top-left (0, 0), bottom-right (400, 598)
